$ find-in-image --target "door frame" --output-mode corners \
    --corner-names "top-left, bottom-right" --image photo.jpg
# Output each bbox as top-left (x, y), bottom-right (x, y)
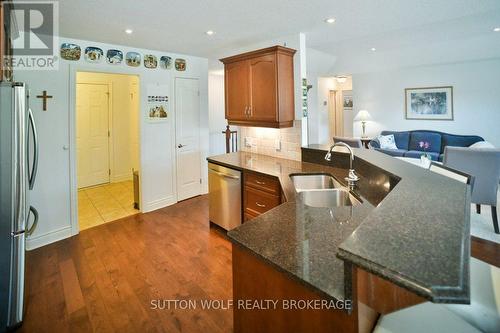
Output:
top-left (69, 65), bottom-right (142, 236)
top-left (174, 76), bottom-right (202, 201)
top-left (75, 82), bottom-right (112, 188)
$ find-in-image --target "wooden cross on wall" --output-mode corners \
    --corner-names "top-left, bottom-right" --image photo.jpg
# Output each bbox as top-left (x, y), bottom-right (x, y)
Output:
top-left (36, 90), bottom-right (53, 111)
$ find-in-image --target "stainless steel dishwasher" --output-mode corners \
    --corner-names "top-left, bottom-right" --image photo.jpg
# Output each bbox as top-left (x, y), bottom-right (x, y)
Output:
top-left (208, 162), bottom-right (242, 230)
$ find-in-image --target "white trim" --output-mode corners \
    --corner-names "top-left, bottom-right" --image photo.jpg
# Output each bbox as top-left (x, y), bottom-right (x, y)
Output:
top-left (142, 196), bottom-right (177, 213)
top-left (68, 64), bottom-right (144, 237)
top-left (26, 226), bottom-right (72, 250)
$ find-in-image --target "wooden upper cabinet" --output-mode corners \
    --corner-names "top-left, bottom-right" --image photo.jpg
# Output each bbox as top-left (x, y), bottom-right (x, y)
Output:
top-left (220, 46), bottom-right (296, 128)
top-left (224, 60), bottom-right (249, 121)
top-left (248, 54), bottom-right (277, 122)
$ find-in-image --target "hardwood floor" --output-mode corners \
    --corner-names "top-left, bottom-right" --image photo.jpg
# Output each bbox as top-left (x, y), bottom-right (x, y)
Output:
top-left (471, 236), bottom-right (500, 268)
top-left (19, 195), bottom-right (500, 332)
top-left (21, 195), bottom-right (233, 333)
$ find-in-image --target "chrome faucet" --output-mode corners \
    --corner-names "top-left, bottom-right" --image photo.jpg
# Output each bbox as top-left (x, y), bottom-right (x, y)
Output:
top-left (324, 142), bottom-right (360, 188)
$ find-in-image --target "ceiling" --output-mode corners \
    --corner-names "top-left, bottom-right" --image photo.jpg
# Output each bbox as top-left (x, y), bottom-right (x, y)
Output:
top-left (59, 0), bottom-right (500, 69)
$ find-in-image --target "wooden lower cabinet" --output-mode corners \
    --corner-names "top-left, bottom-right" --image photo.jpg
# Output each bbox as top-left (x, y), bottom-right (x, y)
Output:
top-left (244, 211), bottom-right (258, 223)
top-left (243, 171), bottom-right (281, 221)
top-left (232, 232), bottom-right (426, 332)
top-left (232, 244), bottom-right (378, 333)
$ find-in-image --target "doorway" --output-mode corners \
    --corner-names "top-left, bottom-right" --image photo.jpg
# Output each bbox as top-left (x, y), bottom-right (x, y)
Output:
top-left (175, 77), bottom-right (202, 201)
top-left (328, 90), bottom-right (344, 137)
top-left (76, 71), bottom-right (140, 230)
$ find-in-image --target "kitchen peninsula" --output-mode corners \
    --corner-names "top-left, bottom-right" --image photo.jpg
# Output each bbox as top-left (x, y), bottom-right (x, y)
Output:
top-left (207, 145), bottom-right (471, 333)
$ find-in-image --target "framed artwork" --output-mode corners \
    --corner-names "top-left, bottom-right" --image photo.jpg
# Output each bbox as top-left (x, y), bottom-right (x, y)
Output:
top-left (343, 91), bottom-right (353, 110)
top-left (175, 58), bottom-right (186, 71)
top-left (405, 86), bottom-right (453, 120)
top-left (147, 95), bottom-right (168, 121)
top-left (144, 54), bottom-right (158, 69)
top-left (126, 52), bottom-right (141, 67)
top-left (60, 43), bottom-right (81, 61)
top-left (160, 56), bottom-right (172, 69)
top-left (106, 49), bottom-right (123, 64)
top-left (84, 47), bottom-right (103, 63)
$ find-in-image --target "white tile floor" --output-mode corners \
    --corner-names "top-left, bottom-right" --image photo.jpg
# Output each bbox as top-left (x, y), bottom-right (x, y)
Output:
top-left (78, 180), bottom-right (139, 230)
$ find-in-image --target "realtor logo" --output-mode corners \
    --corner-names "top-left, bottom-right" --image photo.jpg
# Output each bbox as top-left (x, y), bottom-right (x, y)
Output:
top-left (3, 1), bottom-right (59, 70)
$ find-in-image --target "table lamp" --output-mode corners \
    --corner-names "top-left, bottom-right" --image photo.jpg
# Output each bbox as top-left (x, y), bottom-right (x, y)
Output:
top-left (354, 110), bottom-right (372, 138)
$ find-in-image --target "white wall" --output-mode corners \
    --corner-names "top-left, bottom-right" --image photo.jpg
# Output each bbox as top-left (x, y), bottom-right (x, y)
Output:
top-left (208, 73), bottom-right (227, 155)
top-left (16, 37), bottom-right (209, 249)
top-left (76, 72), bottom-right (139, 182)
top-left (353, 58), bottom-right (500, 147)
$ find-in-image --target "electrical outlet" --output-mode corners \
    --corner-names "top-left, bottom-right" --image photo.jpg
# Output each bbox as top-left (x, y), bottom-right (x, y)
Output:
top-left (275, 139), bottom-right (281, 151)
top-left (245, 137), bottom-right (253, 147)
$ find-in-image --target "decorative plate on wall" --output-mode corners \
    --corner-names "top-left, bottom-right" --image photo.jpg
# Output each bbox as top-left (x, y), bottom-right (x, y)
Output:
top-left (144, 54), bottom-right (158, 69)
top-left (175, 58), bottom-right (186, 71)
top-left (106, 49), bottom-right (123, 64)
top-left (160, 56), bottom-right (172, 69)
top-left (60, 43), bottom-right (81, 61)
top-left (84, 47), bottom-right (103, 63)
top-left (126, 52), bottom-right (141, 67)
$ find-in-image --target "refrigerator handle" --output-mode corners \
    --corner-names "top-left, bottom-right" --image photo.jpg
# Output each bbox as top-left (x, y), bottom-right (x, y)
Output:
top-left (28, 108), bottom-right (38, 190)
top-left (27, 206), bottom-right (39, 236)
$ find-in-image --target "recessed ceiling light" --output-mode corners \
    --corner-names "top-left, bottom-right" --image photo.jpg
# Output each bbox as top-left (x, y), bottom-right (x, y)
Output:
top-left (324, 18), bottom-right (336, 24)
top-left (494, 27), bottom-right (500, 32)
top-left (370, 47), bottom-right (377, 51)
top-left (125, 29), bottom-right (133, 34)
top-left (206, 30), bottom-right (215, 36)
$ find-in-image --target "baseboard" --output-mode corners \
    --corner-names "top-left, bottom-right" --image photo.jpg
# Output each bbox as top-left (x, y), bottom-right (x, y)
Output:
top-left (111, 174), bottom-right (133, 183)
top-left (142, 196), bottom-right (177, 213)
top-left (26, 226), bottom-right (72, 250)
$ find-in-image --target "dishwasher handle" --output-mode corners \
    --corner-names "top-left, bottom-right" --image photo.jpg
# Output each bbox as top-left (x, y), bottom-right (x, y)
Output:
top-left (208, 168), bottom-right (240, 180)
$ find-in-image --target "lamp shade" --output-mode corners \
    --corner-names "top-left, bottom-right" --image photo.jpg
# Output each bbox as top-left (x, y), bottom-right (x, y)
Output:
top-left (354, 110), bottom-right (372, 122)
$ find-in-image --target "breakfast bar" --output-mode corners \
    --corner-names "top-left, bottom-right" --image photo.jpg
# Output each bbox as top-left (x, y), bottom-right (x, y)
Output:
top-left (207, 145), bottom-right (471, 332)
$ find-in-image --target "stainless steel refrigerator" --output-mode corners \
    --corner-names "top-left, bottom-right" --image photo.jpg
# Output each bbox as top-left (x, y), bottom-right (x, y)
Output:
top-left (0, 82), bottom-right (39, 331)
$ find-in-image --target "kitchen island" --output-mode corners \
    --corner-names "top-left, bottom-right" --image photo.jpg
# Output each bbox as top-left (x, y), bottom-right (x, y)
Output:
top-left (207, 146), bottom-right (471, 332)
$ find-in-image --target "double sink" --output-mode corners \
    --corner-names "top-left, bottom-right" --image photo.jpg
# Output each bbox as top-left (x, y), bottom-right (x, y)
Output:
top-left (290, 174), bottom-right (360, 208)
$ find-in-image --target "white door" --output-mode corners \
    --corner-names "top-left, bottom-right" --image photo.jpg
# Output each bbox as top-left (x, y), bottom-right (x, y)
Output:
top-left (175, 78), bottom-right (201, 201)
top-left (76, 83), bottom-right (110, 188)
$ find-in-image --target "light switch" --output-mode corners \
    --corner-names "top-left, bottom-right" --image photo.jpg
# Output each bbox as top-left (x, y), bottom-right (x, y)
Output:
top-left (275, 139), bottom-right (281, 151)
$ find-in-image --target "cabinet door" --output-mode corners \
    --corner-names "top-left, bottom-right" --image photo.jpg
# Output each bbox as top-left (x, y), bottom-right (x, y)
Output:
top-left (225, 60), bottom-right (249, 121)
top-left (248, 54), bottom-right (277, 122)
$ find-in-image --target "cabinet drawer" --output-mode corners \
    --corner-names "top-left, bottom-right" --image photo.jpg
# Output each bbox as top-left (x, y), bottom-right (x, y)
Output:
top-left (244, 211), bottom-right (259, 223)
top-left (244, 186), bottom-right (280, 215)
top-left (245, 172), bottom-right (280, 195)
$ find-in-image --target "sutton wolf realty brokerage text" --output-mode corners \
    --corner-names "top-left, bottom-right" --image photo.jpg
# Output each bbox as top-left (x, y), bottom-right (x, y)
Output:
top-left (151, 299), bottom-right (352, 311)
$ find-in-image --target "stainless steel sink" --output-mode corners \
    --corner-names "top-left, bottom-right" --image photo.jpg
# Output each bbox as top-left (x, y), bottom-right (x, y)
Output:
top-left (298, 189), bottom-right (360, 208)
top-left (290, 174), bottom-right (338, 192)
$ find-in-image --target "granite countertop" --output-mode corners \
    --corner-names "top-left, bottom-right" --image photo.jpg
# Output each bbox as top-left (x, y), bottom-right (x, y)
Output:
top-left (207, 147), bottom-right (470, 304)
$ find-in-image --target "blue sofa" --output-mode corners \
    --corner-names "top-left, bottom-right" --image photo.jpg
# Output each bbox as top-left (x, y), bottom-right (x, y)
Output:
top-left (369, 130), bottom-right (484, 161)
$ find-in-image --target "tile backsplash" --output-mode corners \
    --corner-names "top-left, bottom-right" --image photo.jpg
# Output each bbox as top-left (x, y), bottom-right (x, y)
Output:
top-left (239, 120), bottom-right (302, 161)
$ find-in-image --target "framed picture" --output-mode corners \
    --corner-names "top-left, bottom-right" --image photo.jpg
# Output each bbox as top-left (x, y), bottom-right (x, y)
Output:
top-left (106, 49), bottom-right (123, 64)
top-left (175, 58), bottom-right (186, 71)
top-left (147, 95), bottom-right (169, 122)
top-left (144, 54), bottom-right (158, 69)
top-left (160, 56), bottom-right (172, 69)
top-left (405, 86), bottom-right (453, 120)
top-left (343, 91), bottom-right (353, 110)
top-left (60, 43), bottom-right (81, 61)
top-left (125, 52), bottom-right (141, 67)
top-left (84, 47), bottom-right (103, 63)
